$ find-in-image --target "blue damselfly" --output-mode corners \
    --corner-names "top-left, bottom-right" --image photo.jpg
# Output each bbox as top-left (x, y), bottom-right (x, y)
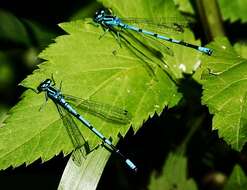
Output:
top-left (93, 9), bottom-right (213, 55)
top-left (36, 78), bottom-right (137, 172)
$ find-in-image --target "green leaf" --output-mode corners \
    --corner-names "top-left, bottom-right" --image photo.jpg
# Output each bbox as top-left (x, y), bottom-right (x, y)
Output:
top-left (197, 37), bottom-right (247, 151)
top-left (174, 0), bottom-right (247, 23)
top-left (100, 0), bottom-right (204, 78)
top-left (234, 42), bottom-right (247, 59)
top-left (173, 0), bottom-right (195, 14)
top-left (58, 147), bottom-right (110, 190)
top-left (218, 0), bottom-right (247, 23)
top-left (0, 0), bottom-right (184, 170)
top-left (224, 164), bottom-right (247, 190)
top-left (0, 9), bottom-right (30, 45)
top-left (148, 153), bottom-right (197, 190)
top-left (70, 1), bottom-right (102, 20)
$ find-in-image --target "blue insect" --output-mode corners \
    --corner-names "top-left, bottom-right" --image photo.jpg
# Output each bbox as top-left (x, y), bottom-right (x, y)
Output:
top-left (36, 78), bottom-right (137, 172)
top-left (93, 9), bottom-right (213, 55)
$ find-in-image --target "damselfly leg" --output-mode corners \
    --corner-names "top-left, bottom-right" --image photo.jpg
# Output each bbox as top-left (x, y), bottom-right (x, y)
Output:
top-left (36, 78), bottom-right (137, 172)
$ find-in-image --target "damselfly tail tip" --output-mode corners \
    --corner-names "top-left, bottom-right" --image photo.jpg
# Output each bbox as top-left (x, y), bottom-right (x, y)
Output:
top-left (133, 167), bottom-right (138, 173)
top-left (126, 159), bottom-right (138, 173)
top-left (207, 49), bottom-right (213, 56)
top-left (198, 47), bottom-right (213, 56)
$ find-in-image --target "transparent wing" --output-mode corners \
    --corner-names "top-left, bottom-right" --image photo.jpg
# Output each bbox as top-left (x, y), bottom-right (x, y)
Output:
top-left (119, 29), bottom-right (173, 74)
top-left (56, 103), bottom-right (90, 166)
top-left (121, 17), bottom-right (189, 34)
top-left (136, 30), bottom-right (174, 56)
top-left (63, 95), bottom-right (132, 124)
top-left (121, 17), bottom-right (188, 25)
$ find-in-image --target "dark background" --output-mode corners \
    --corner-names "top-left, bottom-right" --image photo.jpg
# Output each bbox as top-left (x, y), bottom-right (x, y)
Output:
top-left (0, 0), bottom-right (90, 189)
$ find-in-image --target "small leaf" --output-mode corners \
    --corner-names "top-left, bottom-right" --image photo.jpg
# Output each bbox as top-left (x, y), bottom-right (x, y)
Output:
top-left (197, 37), bottom-right (247, 151)
top-left (218, 0), bottom-right (247, 23)
top-left (224, 164), bottom-right (247, 190)
top-left (148, 153), bottom-right (197, 190)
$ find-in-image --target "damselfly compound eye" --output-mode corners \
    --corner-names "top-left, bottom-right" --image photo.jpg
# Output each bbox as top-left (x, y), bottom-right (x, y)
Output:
top-left (35, 77), bottom-right (137, 171)
top-left (92, 10), bottom-right (213, 55)
top-left (37, 79), bottom-right (52, 92)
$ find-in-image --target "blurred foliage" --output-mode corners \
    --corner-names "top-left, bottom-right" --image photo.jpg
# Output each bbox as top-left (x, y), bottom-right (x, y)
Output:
top-left (218, 0), bottom-right (247, 23)
top-left (0, 7), bottom-right (62, 110)
top-left (175, 0), bottom-right (247, 23)
top-left (224, 164), bottom-right (247, 190)
top-left (0, 9), bottom-right (30, 45)
top-left (148, 153), bottom-right (197, 190)
top-left (0, 52), bottom-right (14, 90)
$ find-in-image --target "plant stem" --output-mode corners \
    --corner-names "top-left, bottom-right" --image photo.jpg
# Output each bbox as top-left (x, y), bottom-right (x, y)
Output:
top-left (195, 0), bottom-right (225, 41)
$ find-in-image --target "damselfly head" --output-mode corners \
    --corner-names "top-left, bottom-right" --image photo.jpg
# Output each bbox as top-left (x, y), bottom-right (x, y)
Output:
top-left (37, 79), bottom-right (52, 92)
top-left (94, 9), bottom-right (107, 23)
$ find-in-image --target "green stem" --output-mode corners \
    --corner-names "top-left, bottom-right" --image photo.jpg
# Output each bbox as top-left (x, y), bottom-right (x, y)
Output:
top-left (195, 0), bottom-right (226, 41)
top-left (177, 114), bottom-right (206, 154)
